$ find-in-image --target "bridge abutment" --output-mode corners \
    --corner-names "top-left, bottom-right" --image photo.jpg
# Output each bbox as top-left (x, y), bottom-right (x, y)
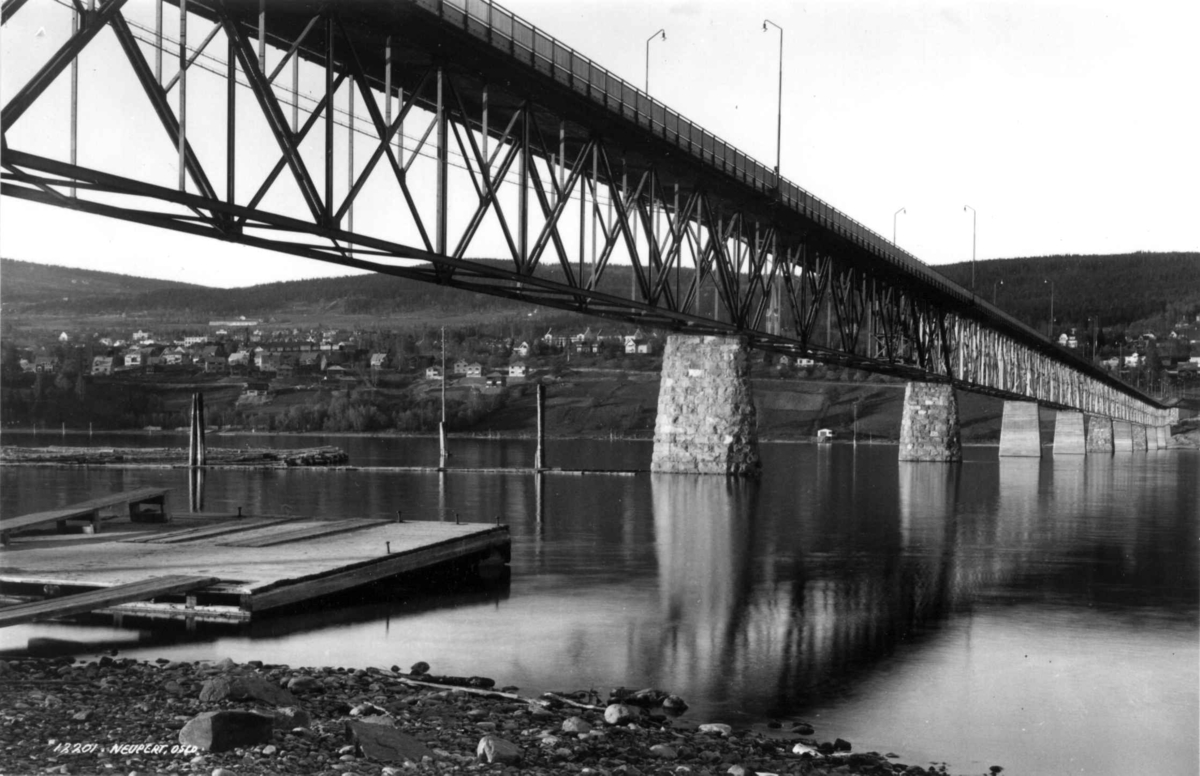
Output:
top-left (1131, 424), bottom-right (1148, 451)
top-left (1052, 410), bottom-right (1087, 455)
top-left (999, 401), bottom-right (1042, 457)
top-left (1113, 421), bottom-right (1134, 452)
top-left (651, 335), bottom-right (761, 476)
top-left (897, 383), bottom-right (961, 462)
top-left (1086, 415), bottom-right (1114, 454)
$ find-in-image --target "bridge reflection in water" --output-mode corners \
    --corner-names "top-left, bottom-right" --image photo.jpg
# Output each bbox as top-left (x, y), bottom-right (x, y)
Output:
top-left (642, 450), bottom-right (1195, 728)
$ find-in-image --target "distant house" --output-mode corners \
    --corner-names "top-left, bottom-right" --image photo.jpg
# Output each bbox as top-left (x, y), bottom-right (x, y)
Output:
top-left (796, 358), bottom-right (816, 367)
top-left (1101, 357), bottom-right (1120, 371)
top-left (297, 351), bottom-right (321, 371)
top-left (425, 366), bottom-right (444, 380)
top-left (162, 352), bottom-right (185, 367)
top-left (124, 350), bottom-right (144, 369)
top-left (513, 341), bottom-right (531, 358)
top-left (200, 356), bottom-right (227, 373)
top-left (466, 362), bottom-right (484, 378)
top-left (453, 359), bottom-right (470, 375)
top-left (58, 331), bottom-right (70, 343)
top-left (256, 353), bottom-right (280, 373)
top-left (182, 335), bottom-right (208, 347)
top-left (370, 352), bottom-right (389, 369)
top-left (508, 362), bottom-right (528, 378)
top-left (132, 330), bottom-right (151, 342)
top-left (227, 351), bottom-right (251, 367)
top-left (243, 382), bottom-right (271, 398)
top-left (542, 329), bottom-right (568, 350)
top-left (1124, 354), bottom-right (1142, 367)
top-left (485, 372), bottom-right (506, 387)
top-left (92, 356), bottom-right (114, 375)
top-left (777, 355), bottom-right (791, 368)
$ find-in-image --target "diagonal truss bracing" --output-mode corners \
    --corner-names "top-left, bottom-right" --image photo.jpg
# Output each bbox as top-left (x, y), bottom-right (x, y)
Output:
top-left (0, 0), bottom-right (1171, 426)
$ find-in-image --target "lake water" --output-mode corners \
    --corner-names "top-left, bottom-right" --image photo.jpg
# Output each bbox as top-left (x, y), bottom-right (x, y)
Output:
top-left (2, 433), bottom-right (1197, 775)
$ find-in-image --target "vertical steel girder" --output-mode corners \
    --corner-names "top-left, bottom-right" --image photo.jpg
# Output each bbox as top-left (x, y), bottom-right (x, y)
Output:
top-left (0, 0), bottom-right (1163, 422)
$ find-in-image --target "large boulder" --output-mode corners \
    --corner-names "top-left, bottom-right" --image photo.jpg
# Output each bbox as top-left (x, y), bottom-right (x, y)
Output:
top-left (345, 720), bottom-right (432, 763)
top-left (199, 674), bottom-right (297, 707)
top-left (271, 706), bottom-right (311, 730)
top-left (179, 710), bottom-right (275, 752)
top-left (476, 735), bottom-right (522, 765)
top-left (604, 704), bottom-right (641, 726)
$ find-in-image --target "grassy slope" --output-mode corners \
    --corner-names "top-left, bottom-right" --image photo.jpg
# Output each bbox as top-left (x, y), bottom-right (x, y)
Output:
top-left (0, 258), bottom-right (203, 305)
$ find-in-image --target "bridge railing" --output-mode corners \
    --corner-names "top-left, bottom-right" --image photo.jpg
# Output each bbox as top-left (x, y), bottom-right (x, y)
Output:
top-left (420, 0), bottom-right (970, 298)
top-left (416, 0), bottom-right (1162, 407)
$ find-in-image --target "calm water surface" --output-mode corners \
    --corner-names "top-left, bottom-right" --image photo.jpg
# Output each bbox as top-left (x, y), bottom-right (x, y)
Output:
top-left (2, 433), bottom-right (1197, 775)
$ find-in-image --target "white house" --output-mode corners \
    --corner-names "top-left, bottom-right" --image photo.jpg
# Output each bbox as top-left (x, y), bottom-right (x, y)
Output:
top-left (466, 362), bottom-right (483, 378)
top-left (453, 359), bottom-right (470, 375)
top-left (370, 352), bottom-right (388, 369)
top-left (132, 330), bottom-right (151, 342)
top-left (91, 356), bottom-right (114, 375)
top-left (425, 366), bottom-right (443, 380)
top-left (514, 341), bottom-right (531, 358)
top-left (509, 362), bottom-right (528, 378)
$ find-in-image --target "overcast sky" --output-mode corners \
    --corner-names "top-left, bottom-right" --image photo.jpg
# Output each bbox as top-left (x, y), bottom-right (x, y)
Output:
top-left (1, 0), bottom-right (1197, 287)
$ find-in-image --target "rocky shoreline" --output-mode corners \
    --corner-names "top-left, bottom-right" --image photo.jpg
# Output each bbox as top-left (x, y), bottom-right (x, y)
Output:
top-left (0, 656), bottom-right (983, 776)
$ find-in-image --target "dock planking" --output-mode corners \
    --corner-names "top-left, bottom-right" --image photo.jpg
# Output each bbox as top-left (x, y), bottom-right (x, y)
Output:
top-left (0, 487), bottom-right (169, 543)
top-left (0, 513), bottom-right (510, 623)
top-left (0, 575), bottom-right (217, 628)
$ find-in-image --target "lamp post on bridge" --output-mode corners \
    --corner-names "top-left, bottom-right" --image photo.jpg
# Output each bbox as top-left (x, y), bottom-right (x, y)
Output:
top-left (645, 29), bottom-right (666, 93)
top-left (993, 279), bottom-right (1003, 305)
top-left (893, 207), bottom-right (906, 245)
top-left (963, 205), bottom-right (976, 291)
top-left (762, 19), bottom-right (783, 185)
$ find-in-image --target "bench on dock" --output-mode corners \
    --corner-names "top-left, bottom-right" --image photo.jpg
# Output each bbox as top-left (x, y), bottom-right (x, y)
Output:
top-left (0, 487), bottom-right (170, 544)
top-left (0, 574), bottom-right (216, 628)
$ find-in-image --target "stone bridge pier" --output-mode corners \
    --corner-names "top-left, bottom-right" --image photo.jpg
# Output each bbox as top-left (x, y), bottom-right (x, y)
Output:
top-left (898, 383), bottom-right (962, 462)
top-left (651, 335), bottom-right (761, 476)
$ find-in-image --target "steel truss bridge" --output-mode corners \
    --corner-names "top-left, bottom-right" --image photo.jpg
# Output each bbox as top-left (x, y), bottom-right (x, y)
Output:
top-left (0, 0), bottom-right (1172, 426)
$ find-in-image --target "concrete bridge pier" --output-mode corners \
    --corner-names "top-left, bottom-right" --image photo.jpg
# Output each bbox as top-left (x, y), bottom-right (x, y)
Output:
top-left (1086, 415), bottom-right (1114, 454)
top-left (651, 335), bottom-right (761, 476)
top-left (1131, 424), bottom-right (1149, 451)
top-left (1052, 410), bottom-right (1087, 455)
top-left (999, 401), bottom-right (1042, 457)
top-left (1112, 421), bottom-right (1134, 452)
top-left (897, 383), bottom-right (962, 462)
top-left (1156, 426), bottom-right (1170, 449)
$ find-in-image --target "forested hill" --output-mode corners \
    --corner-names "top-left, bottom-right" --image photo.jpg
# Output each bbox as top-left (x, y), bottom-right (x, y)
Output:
top-left (933, 252), bottom-right (1199, 332)
top-left (3, 252), bottom-right (1197, 333)
top-left (0, 258), bottom-right (202, 305)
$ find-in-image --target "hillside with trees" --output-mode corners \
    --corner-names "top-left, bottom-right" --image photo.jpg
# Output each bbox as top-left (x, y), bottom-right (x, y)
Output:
top-left (933, 252), bottom-right (1200, 334)
top-left (6, 252), bottom-right (1195, 336)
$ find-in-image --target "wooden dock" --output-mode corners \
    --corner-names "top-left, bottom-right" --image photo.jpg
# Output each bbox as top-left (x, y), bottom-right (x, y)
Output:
top-left (0, 496), bottom-right (510, 625)
top-left (0, 487), bottom-right (169, 544)
top-left (0, 575), bottom-right (216, 628)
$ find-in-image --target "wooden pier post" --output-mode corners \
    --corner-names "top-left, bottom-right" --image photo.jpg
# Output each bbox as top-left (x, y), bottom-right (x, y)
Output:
top-left (189, 393), bottom-right (208, 467)
top-left (188, 394), bottom-right (198, 467)
top-left (197, 392), bottom-right (207, 466)
top-left (535, 383), bottom-right (546, 470)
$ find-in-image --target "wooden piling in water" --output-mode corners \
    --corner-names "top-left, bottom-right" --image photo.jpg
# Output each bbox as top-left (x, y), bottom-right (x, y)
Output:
top-left (188, 393), bottom-right (207, 467)
top-left (535, 383), bottom-right (546, 470)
